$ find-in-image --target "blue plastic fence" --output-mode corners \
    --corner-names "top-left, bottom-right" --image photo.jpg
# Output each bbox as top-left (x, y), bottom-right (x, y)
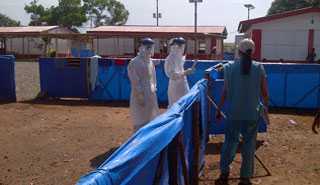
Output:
top-left (39, 58), bottom-right (91, 98)
top-left (77, 79), bottom-right (209, 185)
top-left (0, 55), bottom-right (16, 101)
top-left (38, 58), bottom-right (320, 109)
top-left (264, 63), bottom-right (320, 109)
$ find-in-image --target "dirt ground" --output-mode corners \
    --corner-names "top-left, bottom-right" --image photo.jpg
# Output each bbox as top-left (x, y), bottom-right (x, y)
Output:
top-left (1, 103), bottom-right (319, 185)
top-left (1, 62), bottom-right (319, 185)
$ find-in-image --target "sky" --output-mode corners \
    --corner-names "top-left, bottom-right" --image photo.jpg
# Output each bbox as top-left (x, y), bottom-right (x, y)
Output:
top-left (0, 0), bottom-right (274, 42)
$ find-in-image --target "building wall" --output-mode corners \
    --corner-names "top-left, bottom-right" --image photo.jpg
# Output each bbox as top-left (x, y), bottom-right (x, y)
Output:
top-left (94, 38), bottom-right (135, 56)
top-left (5, 37), bottom-right (74, 56)
top-left (92, 36), bottom-right (224, 59)
top-left (314, 30), bottom-right (320, 61)
top-left (247, 12), bottom-right (320, 61)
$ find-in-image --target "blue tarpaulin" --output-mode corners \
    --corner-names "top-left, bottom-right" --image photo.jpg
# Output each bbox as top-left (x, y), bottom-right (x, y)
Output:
top-left (77, 79), bottom-right (209, 185)
top-left (39, 58), bottom-right (91, 98)
top-left (0, 55), bottom-right (16, 101)
top-left (39, 57), bottom-right (320, 109)
top-left (264, 63), bottom-right (320, 108)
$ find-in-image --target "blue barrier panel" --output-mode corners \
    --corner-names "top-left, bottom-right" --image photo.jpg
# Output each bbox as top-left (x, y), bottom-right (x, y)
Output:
top-left (223, 52), bottom-right (235, 60)
top-left (89, 59), bottom-right (131, 101)
top-left (77, 80), bottom-right (208, 185)
top-left (265, 63), bottom-right (320, 108)
top-left (39, 58), bottom-right (90, 98)
top-left (264, 64), bottom-right (286, 107)
top-left (80, 49), bottom-right (95, 58)
top-left (0, 55), bottom-right (16, 101)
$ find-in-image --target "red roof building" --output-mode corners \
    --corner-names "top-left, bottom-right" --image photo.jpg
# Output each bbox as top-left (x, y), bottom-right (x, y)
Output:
top-left (238, 7), bottom-right (320, 62)
top-left (0, 26), bottom-right (80, 58)
top-left (88, 25), bottom-right (228, 59)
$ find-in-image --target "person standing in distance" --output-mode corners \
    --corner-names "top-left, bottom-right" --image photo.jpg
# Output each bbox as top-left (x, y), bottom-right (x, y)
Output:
top-left (164, 37), bottom-right (195, 108)
top-left (215, 39), bottom-right (269, 185)
top-left (127, 38), bottom-right (160, 131)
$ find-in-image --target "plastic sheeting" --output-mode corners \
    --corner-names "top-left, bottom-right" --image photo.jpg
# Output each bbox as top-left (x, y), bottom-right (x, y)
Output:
top-left (0, 55), bottom-right (16, 101)
top-left (39, 58), bottom-right (92, 98)
top-left (264, 63), bottom-right (320, 108)
top-left (77, 79), bottom-right (208, 185)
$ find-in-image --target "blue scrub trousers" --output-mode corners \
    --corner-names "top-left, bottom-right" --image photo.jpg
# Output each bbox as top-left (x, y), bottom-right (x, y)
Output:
top-left (220, 120), bottom-right (258, 178)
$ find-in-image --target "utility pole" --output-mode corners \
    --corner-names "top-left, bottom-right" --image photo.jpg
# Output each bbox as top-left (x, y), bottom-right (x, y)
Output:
top-left (244, 4), bottom-right (255, 20)
top-left (153, 0), bottom-right (162, 26)
top-left (194, 0), bottom-right (198, 33)
top-left (189, 0), bottom-right (203, 60)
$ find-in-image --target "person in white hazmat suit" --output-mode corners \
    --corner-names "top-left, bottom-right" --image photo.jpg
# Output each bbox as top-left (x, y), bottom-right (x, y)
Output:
top-left (165, 37), bottom-right (195, 108)
top-left (127, 38), bottom-right (160, 131)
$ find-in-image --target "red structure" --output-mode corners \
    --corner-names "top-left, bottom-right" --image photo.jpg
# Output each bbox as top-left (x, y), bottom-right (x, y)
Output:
top-left (88, 26), bottom-right (228, 60)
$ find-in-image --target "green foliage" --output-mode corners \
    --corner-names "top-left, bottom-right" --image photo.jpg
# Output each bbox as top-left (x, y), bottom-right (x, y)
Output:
top-left (83, 0), bottom-right (129, 26)
top-left (268, 0), bottom-right (320, 15)
top-left (24, 0), bottom-right (129, 27)
top-left (0, 13), bottom-right (20, 26)
top-left (25, 0), bottom-right (87, 27)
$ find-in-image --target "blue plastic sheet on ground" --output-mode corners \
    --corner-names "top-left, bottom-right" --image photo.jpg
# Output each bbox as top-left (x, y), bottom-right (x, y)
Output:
top-left (39, 58), bottom-right (90, 98)
top-left (0, 55), bottom-right (16, 101)
top-left (77, 79), bottom-right (208, 185)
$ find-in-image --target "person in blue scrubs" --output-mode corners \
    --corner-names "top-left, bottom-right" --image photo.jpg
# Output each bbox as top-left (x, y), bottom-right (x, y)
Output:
top-left (215, 39), bottom-right (269, 185)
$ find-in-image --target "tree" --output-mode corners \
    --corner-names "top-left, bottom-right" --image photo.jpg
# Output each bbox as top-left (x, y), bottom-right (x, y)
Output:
top-left (24, 0), bottom-right (46, 26)
top-left (0, 13), bottom-right (20, 26)
top-left (25, 0), bottom-right (128, 27)
top-left (268, 0), bottom-right (320, 15)
top-left (83, 0), bottom-right (129, 26)
top-left (25, 0), bottom-right (87, 27)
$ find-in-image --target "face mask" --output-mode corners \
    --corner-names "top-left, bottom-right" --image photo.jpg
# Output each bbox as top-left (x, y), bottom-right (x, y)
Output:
top-left (139, 45), bottom-right (155, 59)
top-left (170, 44), bottom-right (185, 56)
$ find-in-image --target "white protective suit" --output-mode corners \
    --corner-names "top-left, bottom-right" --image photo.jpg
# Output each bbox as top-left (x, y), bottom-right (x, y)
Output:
top-left (165, 44), bottom-right (194, 108)
top-left (127, 45), bottom-right (160, 130)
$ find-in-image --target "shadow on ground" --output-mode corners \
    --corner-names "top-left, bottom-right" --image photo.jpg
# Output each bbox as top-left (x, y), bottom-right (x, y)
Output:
top-left (90, 147), bottom-right (119, 169)
top-left (20, 98), bottom-right (130, 107)
top-left (20, 98), bottom-right (169, 108)
top-left (205, 140), bottom-right (265, 155)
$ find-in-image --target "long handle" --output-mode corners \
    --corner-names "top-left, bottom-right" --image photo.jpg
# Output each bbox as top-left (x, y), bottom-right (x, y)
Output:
top-left (207, 95), bottom-right (227, 119)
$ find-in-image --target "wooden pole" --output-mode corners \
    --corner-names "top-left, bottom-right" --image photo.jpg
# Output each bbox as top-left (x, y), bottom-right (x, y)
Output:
top-left (177, 133), bottom-right (190, 185)
top-left (205, 71), bottom-right (213, 127)
top-left (22, 37), bottom-right (25, 56)
top-left (191, 102), bottom-right (200, 185)
top-left (168, 135), bottom-right (178, 185)
top-left (153, 149), bottom-right (166, 185)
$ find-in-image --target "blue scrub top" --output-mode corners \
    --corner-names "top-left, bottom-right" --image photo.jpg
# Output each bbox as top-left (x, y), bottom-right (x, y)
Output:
top-left (224, 60), bottom-right (266, 121)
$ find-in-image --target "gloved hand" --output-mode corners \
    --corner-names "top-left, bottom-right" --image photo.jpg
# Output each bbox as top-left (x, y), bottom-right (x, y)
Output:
top-left (137, 92), bottom-right (145, 106)
top-left (183, 68), bottom-right (195, 76)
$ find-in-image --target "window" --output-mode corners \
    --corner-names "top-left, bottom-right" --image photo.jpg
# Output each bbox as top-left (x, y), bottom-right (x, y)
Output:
top-left (198, 40), bottom-right (206, 54)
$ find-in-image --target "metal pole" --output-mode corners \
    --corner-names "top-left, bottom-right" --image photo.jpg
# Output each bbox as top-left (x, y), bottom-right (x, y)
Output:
top-left (248, 8), bottom-right (250, 20)
top-left (156, 0), bottom-right (159, 26)
top-left (194, 1), bottom-right (198, 60)
top-left (195, 1), bottom-right (198, 33)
